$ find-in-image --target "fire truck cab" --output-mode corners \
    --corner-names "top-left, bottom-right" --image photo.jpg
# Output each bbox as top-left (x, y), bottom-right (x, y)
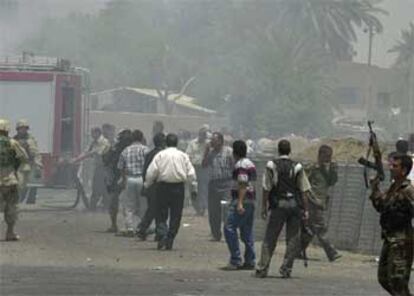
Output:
top-left (0, 54), bottom-right (89, 186)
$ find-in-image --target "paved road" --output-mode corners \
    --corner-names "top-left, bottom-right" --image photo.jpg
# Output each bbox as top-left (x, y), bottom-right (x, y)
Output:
top-left (0, 192), bottom-right (409, 295)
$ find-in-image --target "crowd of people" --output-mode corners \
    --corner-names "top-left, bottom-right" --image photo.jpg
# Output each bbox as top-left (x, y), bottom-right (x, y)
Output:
top-left (73, 120), bottom-right (414, 295)
top-left (1, 118), bottom-right (413, 296)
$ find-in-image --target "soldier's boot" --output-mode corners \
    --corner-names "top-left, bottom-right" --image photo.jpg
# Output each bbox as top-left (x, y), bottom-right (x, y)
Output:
top-left (5, 224), bottom-right (19, 241)
top-left (328, 252), bottom-right (342, 262)
top-left (323, 241), bottom-right (341, 262)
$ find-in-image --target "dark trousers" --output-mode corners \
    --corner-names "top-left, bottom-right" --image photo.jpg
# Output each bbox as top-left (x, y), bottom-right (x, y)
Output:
top-left (208, 180), bottom-right (231, 240)
top-left (156, 182), bottom-right (185, 243)
top-left (257, 207), bottom-right (301, 272)
top-left (138, 185), bottom-right (161, 235)
top-left (108, 190), bottom-right (120, 225)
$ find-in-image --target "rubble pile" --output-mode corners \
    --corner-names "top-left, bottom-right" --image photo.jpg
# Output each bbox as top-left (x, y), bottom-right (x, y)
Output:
top-left (294, 137), bottom-right (390, 162)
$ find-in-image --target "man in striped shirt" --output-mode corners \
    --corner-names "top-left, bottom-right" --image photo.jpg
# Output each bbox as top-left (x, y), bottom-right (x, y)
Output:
top-left (222, 140), bottom-right (257, 270)
top-left (117, 130), bottom-right (149, 237)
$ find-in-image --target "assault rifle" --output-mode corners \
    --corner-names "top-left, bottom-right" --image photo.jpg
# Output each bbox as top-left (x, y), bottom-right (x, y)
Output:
top-left (358, 121), bottom-right (385, 188)
top-left (300, 220), bottom-right (314, 268)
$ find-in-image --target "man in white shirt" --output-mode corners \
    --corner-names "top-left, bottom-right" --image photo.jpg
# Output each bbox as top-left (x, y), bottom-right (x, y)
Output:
top-left (145, 133), bottom-right (197, 250)
top-left (186, 126), bottom-right (210, 215)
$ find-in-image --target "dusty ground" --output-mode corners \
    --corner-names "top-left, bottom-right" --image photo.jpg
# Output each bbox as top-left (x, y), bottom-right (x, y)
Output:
top-left (0, 190), bottom-right (411, 295)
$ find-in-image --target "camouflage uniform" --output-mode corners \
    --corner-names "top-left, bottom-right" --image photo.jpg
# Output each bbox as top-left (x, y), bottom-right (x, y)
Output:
top-left (0, 119), bottom-right (29, 240)
top-left (279, 162), bottom-right (340, 276)
top-left (370, 179), bottom-right (413, 296)
top-left (14, 120), bottom-right (42, 203)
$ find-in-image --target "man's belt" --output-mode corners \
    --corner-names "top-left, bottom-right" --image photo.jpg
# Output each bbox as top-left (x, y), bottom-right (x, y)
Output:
top-left (126, 174), bottom-right (142, 177)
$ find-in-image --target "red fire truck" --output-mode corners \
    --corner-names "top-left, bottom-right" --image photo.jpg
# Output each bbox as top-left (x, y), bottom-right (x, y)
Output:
top-left (0, 53), bottom-right (90, 188)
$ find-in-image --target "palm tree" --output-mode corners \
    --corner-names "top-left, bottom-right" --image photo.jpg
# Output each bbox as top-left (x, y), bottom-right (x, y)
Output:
top-left (389, 23), bottom-right (414, 130)
top-left (278, 0), bottom-right (387, 60)
top-left (389, 22), bottom-right (414, 68)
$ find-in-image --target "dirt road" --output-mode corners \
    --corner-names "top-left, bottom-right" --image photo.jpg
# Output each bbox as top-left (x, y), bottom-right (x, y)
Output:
top-left (0, 192), bottom-right (408, 295)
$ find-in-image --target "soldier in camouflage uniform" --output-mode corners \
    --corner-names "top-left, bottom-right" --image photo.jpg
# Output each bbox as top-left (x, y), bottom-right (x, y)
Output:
top-left (370, 153), bottom-right (413, 296)
top-left (279, 145), bottom-right (341, 277)
top-left (0, 119), bottom-right (28, 241)
top-left (14, 120), bottom-right (42, 204)
top-left (300, 145), bottom-right (340, 261)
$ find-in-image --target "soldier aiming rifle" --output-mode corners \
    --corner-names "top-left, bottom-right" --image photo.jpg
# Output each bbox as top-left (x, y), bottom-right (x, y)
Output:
top-left (360, 121), bottom-right (413, 296)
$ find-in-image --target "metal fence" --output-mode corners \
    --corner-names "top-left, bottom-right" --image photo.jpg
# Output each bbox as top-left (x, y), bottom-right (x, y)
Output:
top-left (252, 158), bottom-right (385, 255)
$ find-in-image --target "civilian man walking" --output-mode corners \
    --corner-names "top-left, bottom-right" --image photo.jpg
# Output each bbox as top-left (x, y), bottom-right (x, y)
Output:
top-left (144, 134), bottom-right (196, 250)
top-left (202, 132), bottom-right (233, 241)
top-left (117, 130), bottom-right (149, 237)
top-left (222, 140), bottom-right (257, 270)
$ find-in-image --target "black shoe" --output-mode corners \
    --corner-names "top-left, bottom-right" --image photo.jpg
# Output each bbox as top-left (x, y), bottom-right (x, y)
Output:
top-left (254, 269), bottom-right (268, 278)
top-left (136, 231), bottom-right (148, 241)
top-left (165, 239), bottom-right (173, 250)
top-left (240, 263), bottom-right (255, 270)
top-left (157, 240), bottom-right (166, 250)
top-left (220, 263), bottom-right (241, 271)
top-left (279, 266), bottom-right (291, 279)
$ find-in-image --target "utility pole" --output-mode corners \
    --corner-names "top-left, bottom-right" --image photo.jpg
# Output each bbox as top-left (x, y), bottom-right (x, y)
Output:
top-left (364, 25), bottom-right (376, 120)
top-left (367, 25), bottom-right (374, 67)
top-left (408, 57), bottom-right (414, 132)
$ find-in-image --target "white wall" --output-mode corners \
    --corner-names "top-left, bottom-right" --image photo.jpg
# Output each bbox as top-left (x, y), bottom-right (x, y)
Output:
top-left (0, 81), bottom-right (54, 152)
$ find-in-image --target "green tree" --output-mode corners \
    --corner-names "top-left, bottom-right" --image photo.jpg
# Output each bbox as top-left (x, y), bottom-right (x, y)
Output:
top-left (389, 23), bottom-right (414, 69)
top-left (278, 0), bottom-right (386, 60)
top-left (18, 0), bottom-right (386, 136)
top-left (389, 22), bottom-right (414, 131)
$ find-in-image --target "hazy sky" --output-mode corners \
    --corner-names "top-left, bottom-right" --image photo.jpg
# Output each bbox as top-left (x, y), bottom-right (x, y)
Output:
top-left (354, 0), bottom-right (414, 67)
top-left (0, 0), bottom-right (109, 54)
top-left (0, 0), bottom-right (413, 68)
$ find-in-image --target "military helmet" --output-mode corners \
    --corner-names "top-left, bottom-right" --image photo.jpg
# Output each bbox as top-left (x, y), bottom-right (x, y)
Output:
top-left (16, 119), bottom-right (29, 129)
top-left (0, 119), bottom-right (10, 132)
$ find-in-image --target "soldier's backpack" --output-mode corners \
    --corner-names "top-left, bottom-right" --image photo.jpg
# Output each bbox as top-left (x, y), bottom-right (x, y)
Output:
top-left (268, 158), bottom-right (299, 208)
top-left (0, 136), bottom-right (18, 169)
